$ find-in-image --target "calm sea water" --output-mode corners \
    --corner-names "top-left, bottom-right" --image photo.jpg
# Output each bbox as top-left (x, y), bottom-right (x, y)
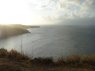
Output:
top-left (0, 25), bottom-right (95, 59)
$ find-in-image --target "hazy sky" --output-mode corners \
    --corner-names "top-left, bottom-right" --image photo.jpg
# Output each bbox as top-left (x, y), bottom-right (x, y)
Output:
top-left (0, 0), bottom-right (95, 25)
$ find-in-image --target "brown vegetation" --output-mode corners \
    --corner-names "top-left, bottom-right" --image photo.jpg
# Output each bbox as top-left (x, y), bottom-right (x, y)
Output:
top-left (0, 48), bottom-right (95, 71)
top-left (0, 48), bottom-right (29, 61)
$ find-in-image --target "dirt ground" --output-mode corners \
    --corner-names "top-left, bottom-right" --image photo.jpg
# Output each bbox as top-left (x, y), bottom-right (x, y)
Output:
top-left (0, 58), bottom-right (95, 71)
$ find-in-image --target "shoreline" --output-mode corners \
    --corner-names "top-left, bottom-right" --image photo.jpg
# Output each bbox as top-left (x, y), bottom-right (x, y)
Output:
top-left (0, 24), bottom-right (40, 39)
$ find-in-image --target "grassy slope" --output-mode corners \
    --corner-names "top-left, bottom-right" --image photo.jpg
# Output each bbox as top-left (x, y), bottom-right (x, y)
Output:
top-left (0, 48), bottom-right (95, 71)
top-left (0, 25), bottom-right (30, 39)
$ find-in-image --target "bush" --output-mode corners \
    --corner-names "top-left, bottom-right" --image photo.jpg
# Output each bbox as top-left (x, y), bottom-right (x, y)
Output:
top-left (65, 55), bottom-right (81, 64)
top-left (8, 49), bottom-right (29, 60)
top-left (0, 48), bottom-right (8, 57)
top-left (32, 57), bottom-right (53, 65)
top-left (56, 57), bottom-right (65, 65)
top-left (0, 48), bottom-right (29, 61)
top-left (81, 55), bottom-right (95, 65)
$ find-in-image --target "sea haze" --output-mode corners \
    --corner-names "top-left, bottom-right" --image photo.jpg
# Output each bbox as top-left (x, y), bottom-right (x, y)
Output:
top-left (0, 25), bottom-right (95, 59)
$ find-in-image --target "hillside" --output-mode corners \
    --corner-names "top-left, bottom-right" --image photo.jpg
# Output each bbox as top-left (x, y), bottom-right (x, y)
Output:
top-left (0, 48), bottom-right (95, 71)
top-left (0, 24), bottom-right (30, 39)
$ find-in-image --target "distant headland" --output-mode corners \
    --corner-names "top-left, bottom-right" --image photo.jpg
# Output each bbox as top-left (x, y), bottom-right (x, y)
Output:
top-left (0, 24), bottom-right (40, 39)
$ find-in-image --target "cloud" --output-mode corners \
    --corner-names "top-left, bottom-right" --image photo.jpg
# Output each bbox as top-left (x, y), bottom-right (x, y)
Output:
top-left (54, 0), bottom-right (94, 18)
top-left (27, 0), bottom-right (95, 25)
top-left (60, 17), bottom-right (95, 25)
top-left (30, 0), bottom-right (94, 20)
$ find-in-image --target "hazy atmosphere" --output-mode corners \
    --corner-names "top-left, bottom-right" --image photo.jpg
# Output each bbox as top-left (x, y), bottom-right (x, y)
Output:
top-left (0, 0), bottom-right (95, 25)
top-left (0, 0), bottom-right (95, 71)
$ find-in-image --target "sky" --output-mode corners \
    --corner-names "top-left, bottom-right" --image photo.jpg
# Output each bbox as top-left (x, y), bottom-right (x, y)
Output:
top-left (0, 0), bottom-right (95, 25)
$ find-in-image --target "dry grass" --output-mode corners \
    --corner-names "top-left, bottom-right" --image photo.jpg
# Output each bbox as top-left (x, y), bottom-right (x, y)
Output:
top-left (0, 48), bottom-right (8, 57)
top-left (0, 48), bottom-right (30, 61)
top-left (0, 48), bottom-right (95, 71)
top-left (57, 55), bottom-right (81, 65)
top-left (0, 48), bottom-right (95, 65)
top-left (56, 55), bottom-right (95, 67)
top-left (8, 49), bottom-right (30, 60)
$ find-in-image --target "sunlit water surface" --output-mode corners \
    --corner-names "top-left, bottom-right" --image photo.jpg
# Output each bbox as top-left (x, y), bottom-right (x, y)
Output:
top-left (0, 25), bottom-right (95, 59)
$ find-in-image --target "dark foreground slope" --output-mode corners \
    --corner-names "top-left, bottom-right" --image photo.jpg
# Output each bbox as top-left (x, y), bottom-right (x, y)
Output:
top-left (0, 48), bottom-right (95, 71)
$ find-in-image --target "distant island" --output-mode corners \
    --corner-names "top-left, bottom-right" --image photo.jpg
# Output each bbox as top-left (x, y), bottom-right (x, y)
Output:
top-left (0, 24), bottom-right (40, 39)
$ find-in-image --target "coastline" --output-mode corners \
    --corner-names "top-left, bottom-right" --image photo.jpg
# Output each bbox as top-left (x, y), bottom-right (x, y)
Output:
top-left (0, 24), bottom-right (33, 39)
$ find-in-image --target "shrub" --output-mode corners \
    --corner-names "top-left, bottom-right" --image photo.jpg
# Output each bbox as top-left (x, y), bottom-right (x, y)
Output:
top-left (32, 57), bottom-right (53, 65)
top-left (0, 48), bottom-right (8, 57)
top-left (8, 49), bottom-right (29, 60)
top-left (65, 55), bottom-right (81, 65)
top-left (81, 55), bottom-right (95, 65)
top-left (56, 57), bottom-right (65, 65)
